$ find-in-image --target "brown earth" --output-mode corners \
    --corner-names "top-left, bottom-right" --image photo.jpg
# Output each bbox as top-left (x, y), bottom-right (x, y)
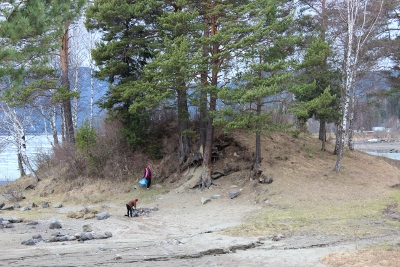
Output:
top-left (1, 132), bottom-right (400, 266)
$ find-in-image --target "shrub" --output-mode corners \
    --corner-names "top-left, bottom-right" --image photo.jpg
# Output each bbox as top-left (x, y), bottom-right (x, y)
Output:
top-left (76, 119), bottom-right (97, 154)
top-left (0, 179), bottom-right (24, 202)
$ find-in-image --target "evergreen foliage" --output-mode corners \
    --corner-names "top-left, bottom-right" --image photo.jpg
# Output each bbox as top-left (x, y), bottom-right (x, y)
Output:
top-left (0, 0), bottom-right (397, 177)
top-left (76, 119), bottom-right (97, 154)
top-left (216, 0), bottom-right (297, 167)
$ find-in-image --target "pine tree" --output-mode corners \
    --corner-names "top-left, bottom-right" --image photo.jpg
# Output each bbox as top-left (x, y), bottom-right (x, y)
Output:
top-left (0, 0), bottom-right (87, 146)
top-left (217, 0), bottom-right (297, 172)
top-left (291, 38), bottom-right (341, 151)
top-left (85, 0), bottom-right (164, 152)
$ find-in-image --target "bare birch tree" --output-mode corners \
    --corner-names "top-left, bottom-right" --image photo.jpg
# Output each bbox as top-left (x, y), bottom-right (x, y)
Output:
top-left (0, 102), bottom-right (39, 183)
top-left (70, 19), bottom-right (87, 132)
top-left (334, 0), bottom-right (384, 171)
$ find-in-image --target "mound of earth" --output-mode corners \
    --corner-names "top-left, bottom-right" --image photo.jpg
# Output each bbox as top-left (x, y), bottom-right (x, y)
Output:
top-left (1, 132), bottom-right (400, 266)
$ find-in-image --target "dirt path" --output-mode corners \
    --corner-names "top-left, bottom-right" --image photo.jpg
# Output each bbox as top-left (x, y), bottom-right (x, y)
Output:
top-left (1, 186), bottom-right (400, 267)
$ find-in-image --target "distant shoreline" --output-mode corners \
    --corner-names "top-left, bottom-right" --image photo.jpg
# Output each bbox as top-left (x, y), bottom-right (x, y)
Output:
top-left (353, 140), bottom-right (400, 153)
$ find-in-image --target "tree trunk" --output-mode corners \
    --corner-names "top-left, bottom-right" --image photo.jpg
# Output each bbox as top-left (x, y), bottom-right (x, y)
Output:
top-left (51, 105), bottom-right (59, 146)
top-left (320, 118), bottom-right (326, 151)
top-left (72, 64), bottom-right (79, 132)
top-left (198, 11), bottom-right (209, 155)
top-left (333, 123), bottom-right (339, 155)
top-left (348, 119), bottom-right (354, 150)
top-left (177, 87), bottom-right (191, 165)
top-left (19, 135), bottom-right (39, 184)
top-left (297, 117), bottom-right (308, 132)
top-left (254, 102), bottom-right (262, 170)
top-left (334, 92), bottom-right (349, 172)
top-left (200, 6), bottom-right (220, 189)
top-left (201, 111), bottom-right (214, 189)
top-left (60, 21), bottom-right (75, 145)
top-left (17, 152), bottom-right (26, 177)
top-left (333, 131), bottom-right (344, 172)
top-left (60, 106), bottom-right (66, 142)
top-left (90, 62), bottom-right (95, 127)
top-left (347, 94), bottom-right (355, 150)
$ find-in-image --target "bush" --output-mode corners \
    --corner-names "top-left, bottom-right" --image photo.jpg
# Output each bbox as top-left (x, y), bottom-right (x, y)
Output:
top-left (76, 119), bottom-right (97, 154)
top-left (37, 118), bottom-right (150, 186)
top-left (0, 179), bottom-right (24, 202)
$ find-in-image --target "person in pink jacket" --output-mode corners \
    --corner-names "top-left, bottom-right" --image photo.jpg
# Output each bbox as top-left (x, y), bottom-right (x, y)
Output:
top-left (144, 165), bottom-right (153, 190)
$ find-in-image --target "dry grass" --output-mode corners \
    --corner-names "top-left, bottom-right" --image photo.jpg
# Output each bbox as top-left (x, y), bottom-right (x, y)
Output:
top-left (3, 130), bottom-right (400, 266)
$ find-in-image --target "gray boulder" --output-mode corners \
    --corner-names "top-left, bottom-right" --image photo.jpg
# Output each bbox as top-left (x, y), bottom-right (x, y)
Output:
top-left (32, 234), bottom-right (42, 240)
top-left (104, 231), bottom-right (112, 238)
top-left (27, 203), bottom-right (38, 209)
top-left (9, 218), bottom-right (21, 223)
top-left (20, 206), bottom-right (31, 211)
top-left (67, 235), bottom-right (77, 241)
top-left (49, 220), bottom-right (62, 229)
top-left (94, 233), bottom-right (108, 239)
top-left (83, 224), bottom-right (92, 232)
top-left (229, 189), bottom-right (242, 199)
top-left (21, 239), bottom-right (36, 246)
top-left (57, 236), bottom-right (68, 242)
top-left (78, 232), bottom-right (94, 241)
top-left (96, 211), bottom-right (110, 220)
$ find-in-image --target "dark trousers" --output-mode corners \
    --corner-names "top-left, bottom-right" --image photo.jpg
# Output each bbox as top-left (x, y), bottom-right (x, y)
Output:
top-left (146, 178), bottom-right (151, 189)
top-left (126, 204), bottom-right (133, 217)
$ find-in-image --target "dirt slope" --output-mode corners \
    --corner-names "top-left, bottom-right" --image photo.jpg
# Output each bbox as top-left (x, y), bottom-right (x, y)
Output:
top-left (2, 132), bottom-right (400, 266)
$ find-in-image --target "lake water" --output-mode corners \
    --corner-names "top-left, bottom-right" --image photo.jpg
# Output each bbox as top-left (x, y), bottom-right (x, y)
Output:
top-left (0, 135), bottom-right (54, 182)
top-left (1, 136), bottom-right (400, 184)
top-left (367, 151), bottom-right (400, 161)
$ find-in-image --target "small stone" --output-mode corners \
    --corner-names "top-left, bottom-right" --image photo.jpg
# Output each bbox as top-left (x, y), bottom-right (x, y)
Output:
top-left (32, 234), bottom-right (42, 239)
top-left (57, 236), bottom-right (68, 242)
top-left (94, 233), bottom-right (108, 239)
top-left (82, 224), bottom-right (92, 232)
top-left (96, 211), bottom-right (110, 220)
top-left (229, 189), bottom-right (242, 199)
top-left (67, 235), bottom-right (76, 241)
top-left (21, 239), bottom-right (36, 245)
top-left (49, 221), bottom-right (62, 229)
top-left (201, 197), bottom-right (211, 205)
top-left (1, 205), bottom-right (14, 210)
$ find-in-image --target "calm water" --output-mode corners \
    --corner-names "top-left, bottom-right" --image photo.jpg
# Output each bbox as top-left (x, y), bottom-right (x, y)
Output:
top-left (0, 135), bottom-right (54, 182)
top-left (1, 136), bottom-right (400, 183)
top-left (367, 151), bottom-right (400, 161)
